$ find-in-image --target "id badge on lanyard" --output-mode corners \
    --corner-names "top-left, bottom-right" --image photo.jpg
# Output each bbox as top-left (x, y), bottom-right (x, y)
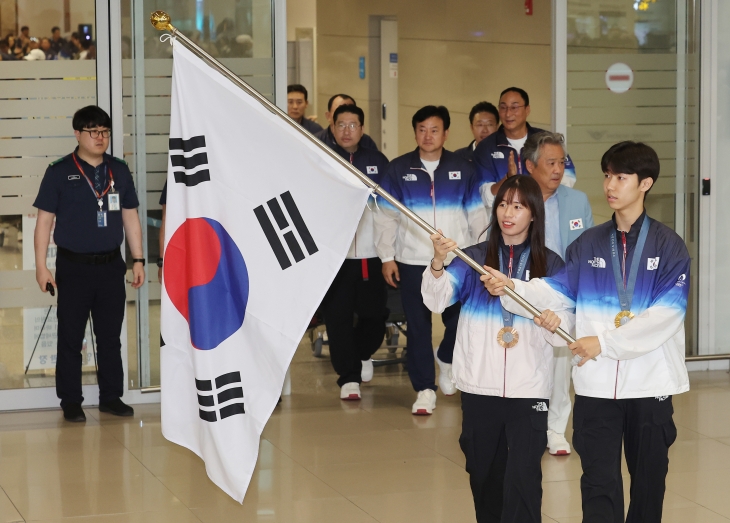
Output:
top-left (72, 152), bottom-right (117, 227)
top-left (108, 192), bottom-right (120, 211)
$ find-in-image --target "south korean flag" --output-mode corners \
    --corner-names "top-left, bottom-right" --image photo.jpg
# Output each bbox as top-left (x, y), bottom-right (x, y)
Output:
top-left (161, 39), bottom-right (370, 503)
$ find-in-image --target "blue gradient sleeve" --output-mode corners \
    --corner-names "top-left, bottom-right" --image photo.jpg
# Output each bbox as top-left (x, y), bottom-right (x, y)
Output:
top-left (650, 241), bottom-right (690, 313)
top-left (378, 164), bottom-right (403, 213)
top-left (542, 240), bottom-right (579, 302)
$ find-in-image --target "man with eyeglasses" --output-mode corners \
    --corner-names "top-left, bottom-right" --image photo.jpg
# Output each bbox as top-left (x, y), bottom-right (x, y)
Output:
top-left (321, 104), bottom-right (390, 400)
top-left (473, 87), bottom-right (577, 212)
top-left (286, 84), bottom-right (323, 134)
top-left (33, 105), bottom-right (145, 423)
top-left (455, 101), bottom-right (500, 163)
top-left (315, 93), bottom-right (379, 151)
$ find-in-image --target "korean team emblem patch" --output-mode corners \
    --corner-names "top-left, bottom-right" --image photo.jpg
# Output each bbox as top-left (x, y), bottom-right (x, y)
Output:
top-left (366, 166), bottom-right (378, 175)
top-left (569, 218), bottom-right (584, 231)
top-left (647, 257), bottom-right (660, 270)
top-left (448, 171), bottom-right (461, 180)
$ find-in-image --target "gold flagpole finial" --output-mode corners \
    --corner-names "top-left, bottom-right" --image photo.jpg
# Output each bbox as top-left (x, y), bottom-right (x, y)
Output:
top-left (150, 11), bottom-right (172, 31)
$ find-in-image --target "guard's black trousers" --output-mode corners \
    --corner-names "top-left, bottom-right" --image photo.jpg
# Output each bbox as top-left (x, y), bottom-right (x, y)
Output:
top-left (460, 393), bottom-right (548, 523)
top-left (323, 258), bottom-right (387, 387)
top-left (55, 252), bottom-right (127, 406)
top-left (572, 395), bottom-right (677, 523)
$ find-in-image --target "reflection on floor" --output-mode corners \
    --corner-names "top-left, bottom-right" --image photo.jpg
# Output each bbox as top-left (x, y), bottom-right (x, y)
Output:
top-left (1, 341), bottom-right (730, 522)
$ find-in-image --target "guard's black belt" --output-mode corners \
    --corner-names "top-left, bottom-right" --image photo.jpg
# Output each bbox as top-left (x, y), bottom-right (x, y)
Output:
top-left (58, 246), bottom-right (120, 265)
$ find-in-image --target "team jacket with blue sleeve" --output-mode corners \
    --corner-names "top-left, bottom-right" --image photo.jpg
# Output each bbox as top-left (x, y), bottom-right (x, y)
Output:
top-left (504, 213), bottom-right (691, 399)
top-left (373, 149), bottom-right (489, 266)
top-left (331, 143), bottom-right (389, 259)
top-left (473, 123), bottom-right (577, 188)
top-left (422, 240), bottom-right (574, 398)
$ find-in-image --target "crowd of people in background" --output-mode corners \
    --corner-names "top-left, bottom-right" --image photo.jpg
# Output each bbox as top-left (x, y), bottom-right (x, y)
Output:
top-left (0, 25), bottom-right (96, 61)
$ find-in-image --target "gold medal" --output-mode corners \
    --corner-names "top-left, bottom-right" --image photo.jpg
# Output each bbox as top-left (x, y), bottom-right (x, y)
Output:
top-left (497, 327), bottom-right (519, 348)
top-left (614, 310), bottom-right (635, 328)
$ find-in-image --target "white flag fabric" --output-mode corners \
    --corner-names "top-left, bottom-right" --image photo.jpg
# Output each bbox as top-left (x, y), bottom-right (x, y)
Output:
top-left (160, 40), bottom-right (370, 502)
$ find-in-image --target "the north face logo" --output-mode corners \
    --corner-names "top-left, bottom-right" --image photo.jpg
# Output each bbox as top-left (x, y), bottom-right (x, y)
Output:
top-left (491, 152), bottom-right (504, 159)
top-left (588, 257), bottom-right (606, 268)
top-left (403, 173), bottom-right (417, 181)
top-left (655, 396), bottom-right (669, 402)
top-left (532, 401), bottom-right (548, 412)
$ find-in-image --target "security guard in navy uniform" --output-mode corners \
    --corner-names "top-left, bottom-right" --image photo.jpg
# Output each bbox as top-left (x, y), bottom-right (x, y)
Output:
top-left (33, 106), bottom-right (146, 423)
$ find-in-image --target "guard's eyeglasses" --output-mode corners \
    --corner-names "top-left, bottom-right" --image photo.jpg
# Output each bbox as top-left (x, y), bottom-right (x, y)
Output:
top-left (82, 129), bottom-right (111, 138)
top-left (336, 123), bottom-right (361, 131)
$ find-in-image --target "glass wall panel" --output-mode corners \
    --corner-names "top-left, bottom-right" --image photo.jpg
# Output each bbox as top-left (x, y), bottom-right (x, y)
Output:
top-left (711, 0), bottom-right (730, 354)
top-left (0, 1), bottom-right (98, 390)
top-left (121, 0), bottom-right (275, 388)
top-left (567, 0), bottom-right (700, 353)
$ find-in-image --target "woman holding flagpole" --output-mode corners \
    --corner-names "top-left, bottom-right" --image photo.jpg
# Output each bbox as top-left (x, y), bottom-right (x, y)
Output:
top-left (421, 175), bottom-right (574, 523)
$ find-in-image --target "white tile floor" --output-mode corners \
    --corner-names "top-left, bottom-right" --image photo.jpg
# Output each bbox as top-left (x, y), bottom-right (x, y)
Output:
top-left (1, 336), bottom-right (729, 522)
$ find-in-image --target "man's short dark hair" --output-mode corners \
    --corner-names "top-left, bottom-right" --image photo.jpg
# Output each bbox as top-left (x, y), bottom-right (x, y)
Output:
top-left (72, 105), bottom-right (111, 131)
top-left (51, 26), bottom-right (60, 33)
top-left (601, 141), bottom-right (660, 192)
top-left (333, 104), bottom-right (364, 126)
top-left (469, 101), bottom-right (499, 124)
top-left (21, 26), bottom-right (28, 32)
top-left (500, 87), bottom-right (530, 107)
top-left (287, 84), bottom-right (308, 101)
top-left (412, 105), bottom-right (450, 130)
top-left (327, 93), bottom-right (356, 111)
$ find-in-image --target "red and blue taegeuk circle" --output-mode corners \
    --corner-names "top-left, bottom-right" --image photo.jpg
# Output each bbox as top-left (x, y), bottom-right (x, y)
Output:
top-left (164, 218), bottom-right (249, 350)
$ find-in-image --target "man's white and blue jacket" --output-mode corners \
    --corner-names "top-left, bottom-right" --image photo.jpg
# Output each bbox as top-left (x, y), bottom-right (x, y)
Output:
top-left (374, 148), bottom-right (489, 266)
top-left (506, 213), bottom-right (691, 399)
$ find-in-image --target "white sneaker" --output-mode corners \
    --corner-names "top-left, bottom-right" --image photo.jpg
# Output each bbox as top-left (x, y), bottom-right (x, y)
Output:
top-left (412, 389), bottom-right (437, 415)
top-left (547, 430), bottom-right (571, 455)
top-left (340, 382), bottom-right (361, 401)
top-left (361, 359), bottom-right (374, 382)
top-left (436, 356), bottom-right (456, 396)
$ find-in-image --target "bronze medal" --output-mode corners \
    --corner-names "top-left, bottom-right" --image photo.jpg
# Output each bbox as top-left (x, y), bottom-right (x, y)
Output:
top-left (497, 326), bottom-right (519, 348)
top-left (614, 310), bottom-right (635, 328)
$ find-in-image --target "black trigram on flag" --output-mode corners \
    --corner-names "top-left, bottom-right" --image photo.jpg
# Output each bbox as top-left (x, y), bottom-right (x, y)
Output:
top-left (254, 191), bottom-right (319, 270)
top-left (169, 135), bottom-right (211, 187)
top-left (195, 371), bottom-right (245, 422)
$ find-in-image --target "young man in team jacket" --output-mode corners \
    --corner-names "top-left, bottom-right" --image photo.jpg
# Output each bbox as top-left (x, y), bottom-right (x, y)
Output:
top-left (484, 141), bottom-right (690, 523)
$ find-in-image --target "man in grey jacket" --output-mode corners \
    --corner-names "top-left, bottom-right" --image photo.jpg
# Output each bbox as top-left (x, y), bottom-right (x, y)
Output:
top-left (523, 131), bottom-right (593, 455)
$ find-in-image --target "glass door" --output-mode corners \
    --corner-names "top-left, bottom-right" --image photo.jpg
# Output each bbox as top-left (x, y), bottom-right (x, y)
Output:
top-left (120, 0), bottom-right (279, 390)
top-left (565, 0), bottom-right (700, 354)
top-left (0, 0), bottom-right (103, 409)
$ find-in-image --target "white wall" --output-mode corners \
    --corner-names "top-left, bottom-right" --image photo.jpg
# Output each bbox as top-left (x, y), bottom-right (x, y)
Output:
top-left (314, 0), bottom-right (552, 155)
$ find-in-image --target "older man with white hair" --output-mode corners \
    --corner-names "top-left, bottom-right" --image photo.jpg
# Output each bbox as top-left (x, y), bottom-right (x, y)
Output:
top-left (522, 131), bottom-right (593, 455)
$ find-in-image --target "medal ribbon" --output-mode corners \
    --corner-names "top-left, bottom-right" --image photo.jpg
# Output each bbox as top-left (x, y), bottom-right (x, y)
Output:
top-left (609, 216), bottom-right (650, 313)
top-left (72, 152), bottom-right (115, 205)
top-left (498, 244), bottom-right (530, 328)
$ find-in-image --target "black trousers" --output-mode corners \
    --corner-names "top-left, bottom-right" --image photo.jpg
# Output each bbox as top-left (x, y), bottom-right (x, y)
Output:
top-left (398, 262), bottom-right (461, 392)
top-left (460, 393), bottom-right (548, 523)
top-left (572, 395), bottom-right (677, 523)
top-left (323, 258), bottom-right (387, 387)
top-left (55, 253), bottom-right (127, 406)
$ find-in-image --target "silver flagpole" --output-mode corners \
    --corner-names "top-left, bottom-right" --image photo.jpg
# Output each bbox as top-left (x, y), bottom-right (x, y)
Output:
top-left (150, 11), bottom-right (577, 346)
